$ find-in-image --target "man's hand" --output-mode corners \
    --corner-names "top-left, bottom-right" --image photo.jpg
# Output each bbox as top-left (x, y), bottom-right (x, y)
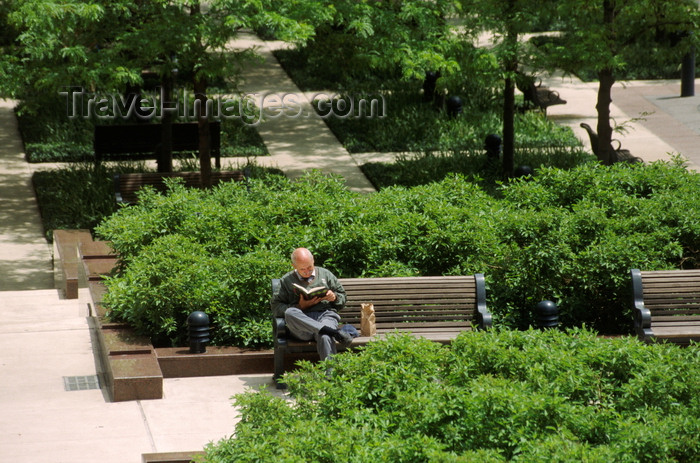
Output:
top-left (298, 290), bottom-right (336, 310)
top-left (298, 294), bottom-right (322, 310)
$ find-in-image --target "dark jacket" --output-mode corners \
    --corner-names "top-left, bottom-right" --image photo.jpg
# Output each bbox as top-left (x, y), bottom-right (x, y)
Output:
top-left (271, 266), bottom-right (346, 318)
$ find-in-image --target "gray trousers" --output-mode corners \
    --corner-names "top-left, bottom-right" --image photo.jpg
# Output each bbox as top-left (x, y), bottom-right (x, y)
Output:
top-left (284, 308), bottom-right (340, 361)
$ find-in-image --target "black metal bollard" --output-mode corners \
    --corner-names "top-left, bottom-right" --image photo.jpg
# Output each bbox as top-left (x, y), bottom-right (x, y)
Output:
top-left (681, 47), bottom-right (695, 97)
top-left (514, 165), bottom-right (533, 178)
top-left (187, 311), bottom-right (210, 354)
top-left (484, 134), bottom-right (502, 160)
top-left (535, 300), bottom-right (559, 329)
top-left (446, 95), bottom-right (463, 118)
top-left (422, 71), bottom-right (441, 102)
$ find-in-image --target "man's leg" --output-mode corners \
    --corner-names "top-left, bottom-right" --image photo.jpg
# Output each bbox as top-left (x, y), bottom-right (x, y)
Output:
top-left (284, 307), bottom-right (322, 341)
top-left (284, 308), bottom-right (347, 360)
top-left (315, 310), bottom-right (342, 360)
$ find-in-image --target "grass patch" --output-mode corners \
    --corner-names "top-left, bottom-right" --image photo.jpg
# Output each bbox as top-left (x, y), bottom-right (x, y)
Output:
top-left (276, 46), bottom-right (581, 158)
top-left (32, 163), bottom-right (142, 241)
top-left (361, 147), bottom-right (595, 190)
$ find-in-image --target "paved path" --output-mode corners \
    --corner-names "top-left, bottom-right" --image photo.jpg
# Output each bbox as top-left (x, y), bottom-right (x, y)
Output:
top-left (0, 289), bottom-right (281, 463)
top-left (542, 75), bottom-right (699, 168)
top-left (228, 33), bottom-right (376, 193)
top-left (0, 100), bottom-right (54, 291)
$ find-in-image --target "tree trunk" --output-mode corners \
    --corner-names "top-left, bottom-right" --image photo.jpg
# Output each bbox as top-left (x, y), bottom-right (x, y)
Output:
top-left (158, 76), bottom-right (174, 173)
top-left (194, 76), bottom-right (212, 188)
top-left (501, 6), bottom-right (517, 178)
top-left (596, 70), bottom-right (615, 166)
top-left (190, 0), bottom-right (212, 188)
top-left (502, 75), bottom-right (515, 177)
top-left (595, 0), bottom-right (615, 166)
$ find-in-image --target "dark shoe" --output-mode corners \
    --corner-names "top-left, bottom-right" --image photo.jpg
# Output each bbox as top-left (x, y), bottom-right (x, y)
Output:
top-left (335, 329), bottom-right (353, 348)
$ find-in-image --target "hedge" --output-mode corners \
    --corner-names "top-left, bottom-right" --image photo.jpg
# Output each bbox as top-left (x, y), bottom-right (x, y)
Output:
top-left (198, 329), bottom-right (700, 462)
top-left (95, 159), bottom-right (700, 347)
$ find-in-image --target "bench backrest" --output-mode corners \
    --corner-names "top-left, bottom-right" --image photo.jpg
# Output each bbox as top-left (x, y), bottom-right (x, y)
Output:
top-left (273, 274), bottom-right (489, 331)
top-left (632, 269), bottom-right (700, 317)
top-left (114, 170), bottom-right (246, 204)
top-left (94, 122), bottom-right (221, 156)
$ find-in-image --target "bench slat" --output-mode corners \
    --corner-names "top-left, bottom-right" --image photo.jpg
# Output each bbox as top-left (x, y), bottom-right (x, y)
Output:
top-left (652, 315), bottom-right (700, 322)
top-left (343, 307), bottom-right (476, 315)
top-left (649, 326), bottom-right (700, 335)
top-left (644, 297), bottom-right (700, 303)
top-left (345, 313), bottom-right (473, 319)
top-left (115, 170), bottom-right (245, 204)
top-left (650, 311), bottom-right (700, 318)
top-left (630, 268), bottom-right (700, 344)
top-left (347, 302), bottom-right (477, 310)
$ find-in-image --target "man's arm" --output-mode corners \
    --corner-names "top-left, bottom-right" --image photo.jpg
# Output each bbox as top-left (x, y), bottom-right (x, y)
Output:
top-left (322, 269), bottom-right (346, 310)
top-left (271, 277), bottom-right (295, 318)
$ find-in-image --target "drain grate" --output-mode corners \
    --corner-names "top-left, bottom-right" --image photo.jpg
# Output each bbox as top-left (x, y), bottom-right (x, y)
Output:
top-left (63, 375), bottom-right (100, 391)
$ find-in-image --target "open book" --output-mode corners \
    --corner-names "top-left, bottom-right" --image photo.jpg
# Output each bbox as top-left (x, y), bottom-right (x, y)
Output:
top-left (292, 283), bottom-right (329, 300)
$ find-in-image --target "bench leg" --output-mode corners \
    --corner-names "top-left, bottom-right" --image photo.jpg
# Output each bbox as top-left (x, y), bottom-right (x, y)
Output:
top-left (273, 346), bottom-right (286, 389)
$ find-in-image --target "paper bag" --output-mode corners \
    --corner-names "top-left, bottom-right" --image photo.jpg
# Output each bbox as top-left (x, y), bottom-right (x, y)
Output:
top-left (360, 303), bottom-right (376, 336)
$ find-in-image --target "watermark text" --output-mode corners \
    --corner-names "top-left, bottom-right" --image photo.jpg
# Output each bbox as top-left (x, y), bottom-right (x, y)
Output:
top-left (59, 87), bottom-right (386, 124)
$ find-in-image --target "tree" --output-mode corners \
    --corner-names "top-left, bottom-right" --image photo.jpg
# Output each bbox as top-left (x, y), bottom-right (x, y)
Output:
top-left (313, 0), bottom-right (556, 177)
top-left (310, 0), bottom-right (460, 85)
top-left (143, 0), bottom-right (320, 182)
top-left (539, 0), bottom-right (700, 165)
top-left (457, 0), bottom-right (558, 177)
top-left (2, 0), bottom-right (135, 108)
top-left (2, 0), bottom-right (320, 181)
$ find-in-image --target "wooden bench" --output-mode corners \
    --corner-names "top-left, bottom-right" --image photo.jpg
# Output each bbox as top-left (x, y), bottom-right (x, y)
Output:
top-left (113, 170), bottom-right (246, 204)
top-left (630, 268), bottom-right (700, 345)
top-left (94, 121), bottom-right (221, 167)
top-left (271, 274), bottom-right (491, 386)
top-left (516, 73), bottom-right (567, 115)
top-left (580, 123), bottom-right (642, 164)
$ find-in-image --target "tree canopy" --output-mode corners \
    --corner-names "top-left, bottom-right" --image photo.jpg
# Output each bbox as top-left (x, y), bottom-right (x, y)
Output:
top-left (2, 0), bottom-right (321, 175)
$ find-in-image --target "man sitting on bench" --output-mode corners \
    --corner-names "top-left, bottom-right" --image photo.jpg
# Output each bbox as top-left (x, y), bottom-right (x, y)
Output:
top-left (271, 248), bottom-right (353, 361)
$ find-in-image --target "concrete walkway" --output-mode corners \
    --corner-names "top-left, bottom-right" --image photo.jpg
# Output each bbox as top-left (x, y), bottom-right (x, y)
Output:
top-left (1, 33), bottom-right (700, 462)
top-left (0, 100), bottom-right (54, 291)
top-left (0, 289), bottom-right (282, 463)
top-left (227, 33), bottom-right (376, 193)
top-left (542, 75), bottom-right (699, 168)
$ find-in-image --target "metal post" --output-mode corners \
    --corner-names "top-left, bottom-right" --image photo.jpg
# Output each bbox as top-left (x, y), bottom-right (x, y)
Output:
top-left (535, 300), bottom-right (559, 329)
top-left (681, 46), bottom-right (695, 97)
top-left (187, 311), bottom-right (210, 354)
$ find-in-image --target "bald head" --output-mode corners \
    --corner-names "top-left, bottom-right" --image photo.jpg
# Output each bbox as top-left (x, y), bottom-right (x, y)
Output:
top-left (291, 248), bottom-right (315, 279)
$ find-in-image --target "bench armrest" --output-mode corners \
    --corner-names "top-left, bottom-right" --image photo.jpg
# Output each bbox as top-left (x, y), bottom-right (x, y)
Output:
top-left (630, 269), bottom-right (652, 339)
top-left (474, 273), bottom-right (492, 330)
top-left (273, 316), bottom-right (288, 347)
top-left (270, 278), bottom-right (289, 347)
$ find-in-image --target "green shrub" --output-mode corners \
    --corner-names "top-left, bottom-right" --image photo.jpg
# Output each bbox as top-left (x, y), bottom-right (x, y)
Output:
top-left (32, 162), bottom-right (146, 241)
top-left (96, 161), bottom-right (700, 345)
top-left (102, 235), bottom-right (289, 347)
top-left (199, 330), bottom-right (700, 462)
